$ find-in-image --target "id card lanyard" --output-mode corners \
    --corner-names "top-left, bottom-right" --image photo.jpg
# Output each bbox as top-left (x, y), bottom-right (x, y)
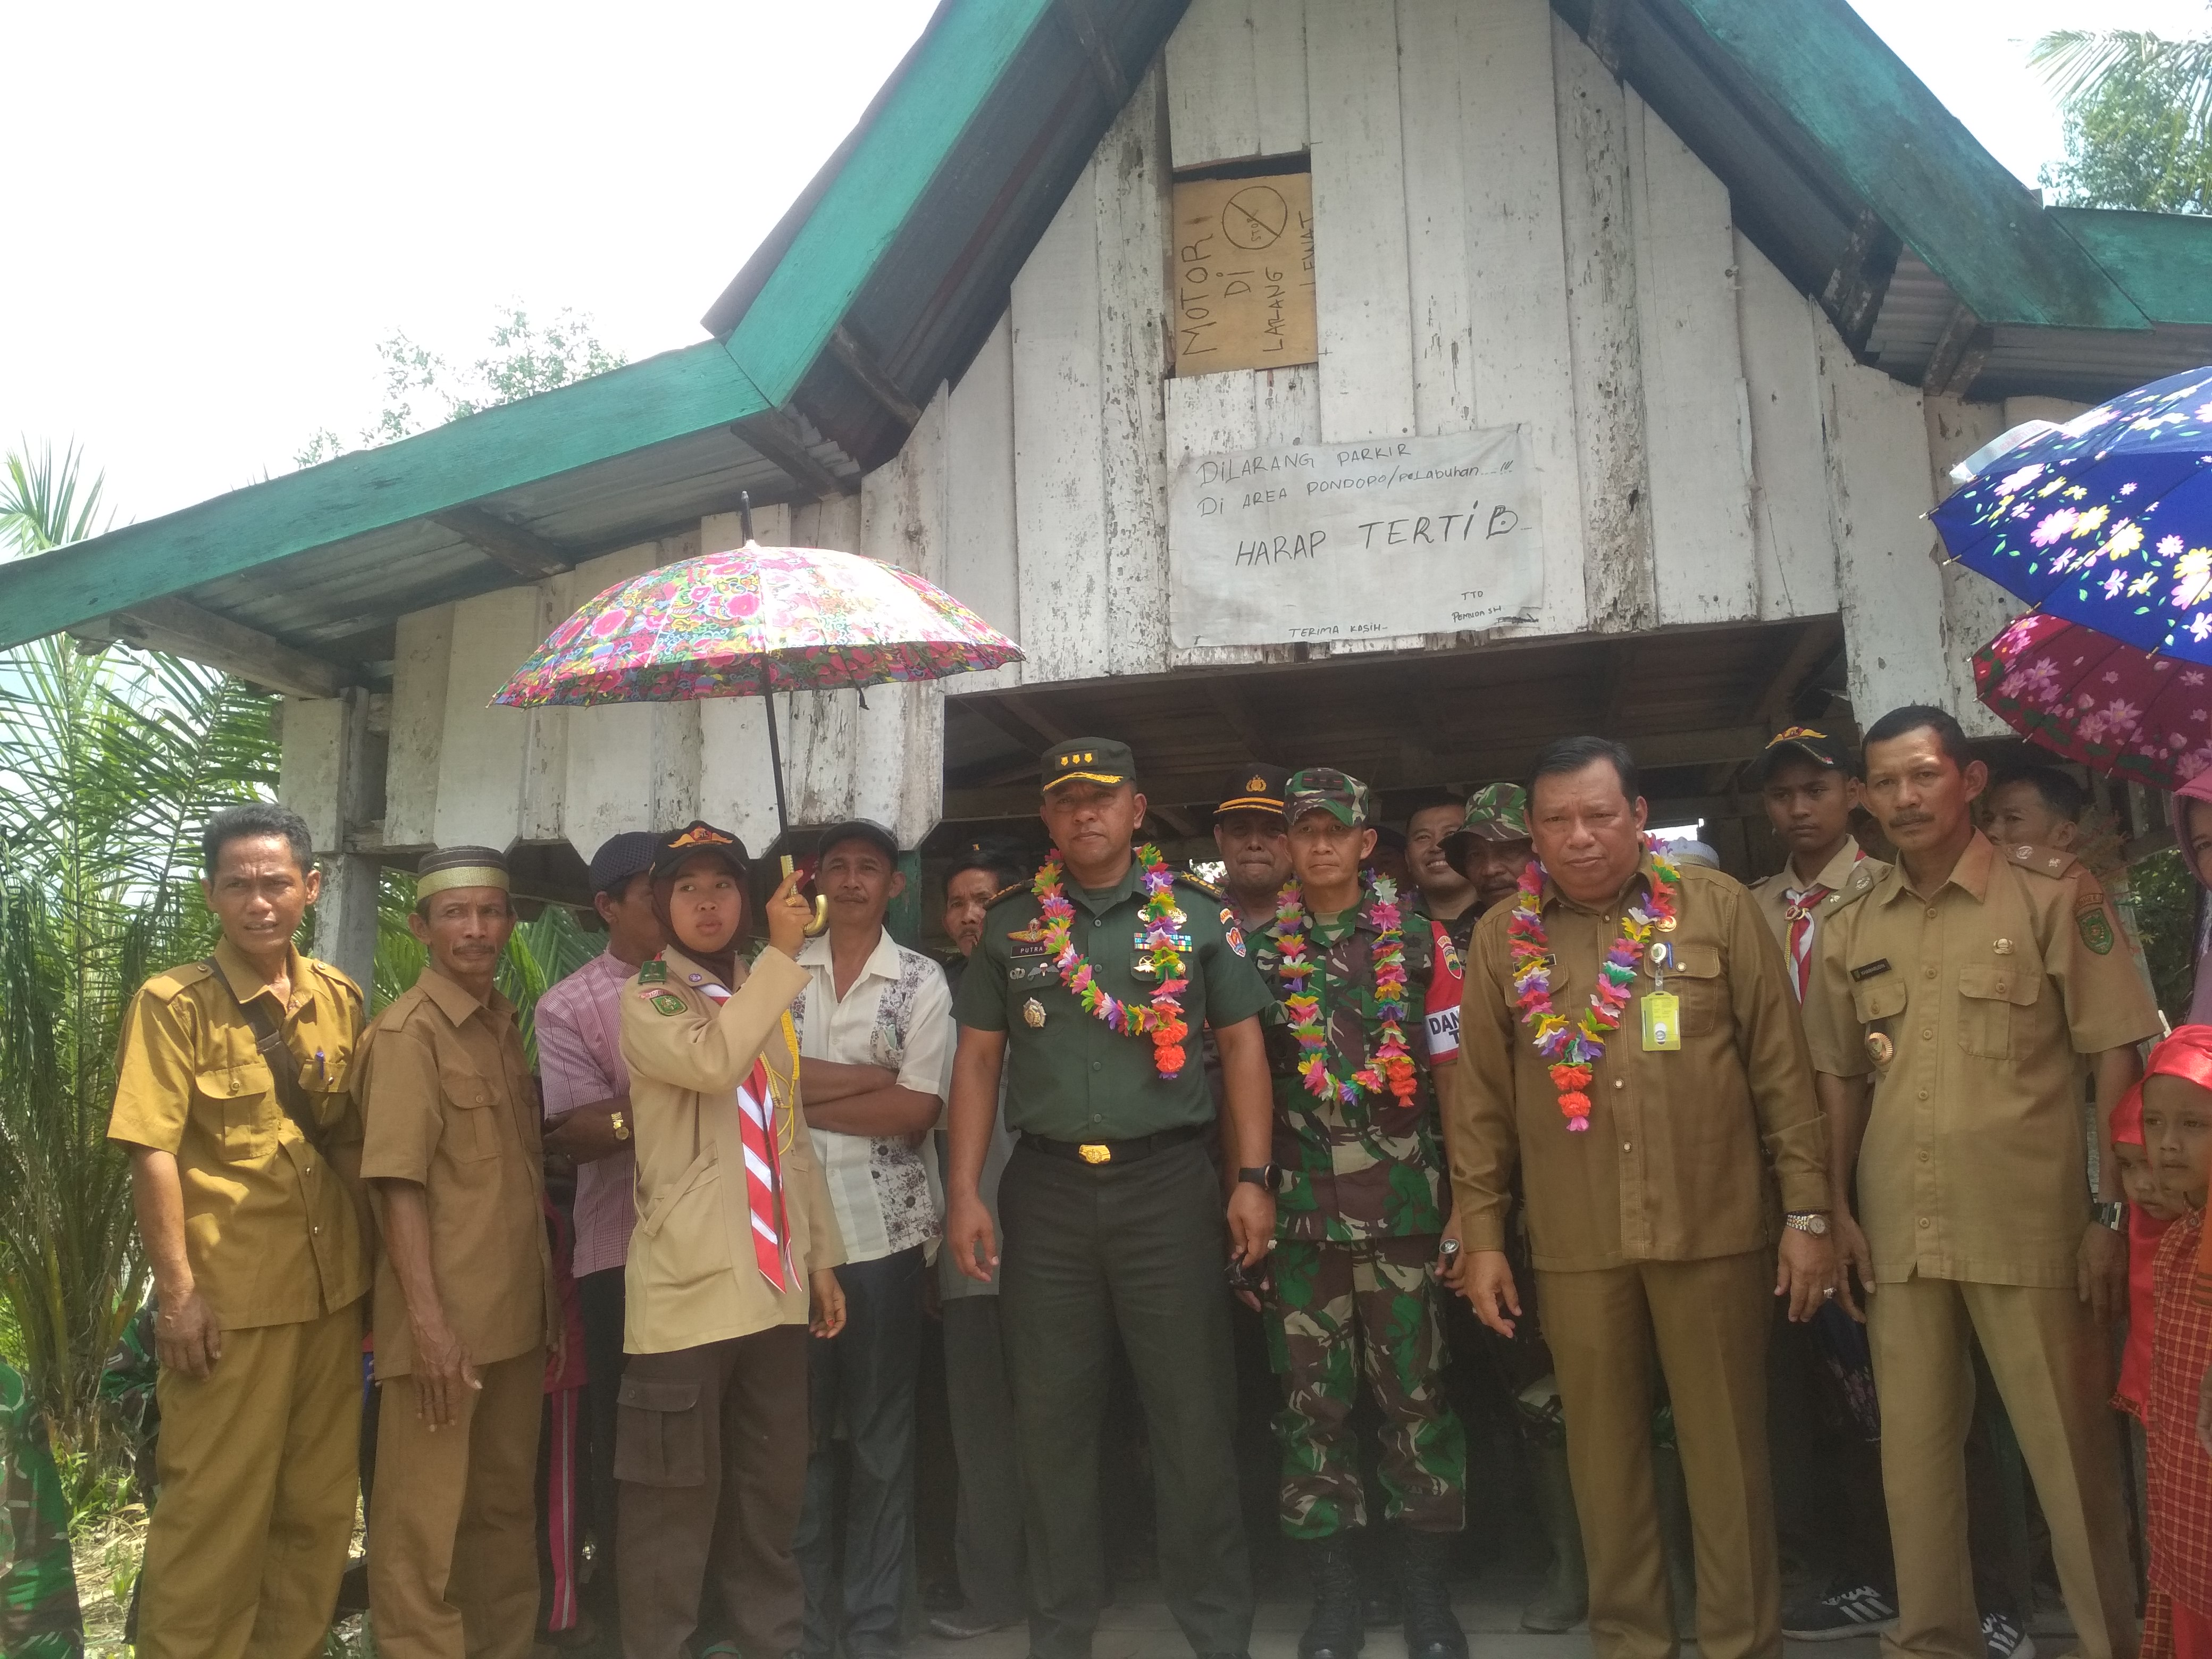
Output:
top-left (1641, 941), bottom-right (1681, 1052)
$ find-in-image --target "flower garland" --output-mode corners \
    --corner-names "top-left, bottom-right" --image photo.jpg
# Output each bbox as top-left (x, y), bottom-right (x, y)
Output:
top-left (1270, 877), bottom-right (1418, 1107)
top-left (1506, 838), bottom-right (1681, 1132)
top-left (1033, 845), bottom-right (1191, 1078)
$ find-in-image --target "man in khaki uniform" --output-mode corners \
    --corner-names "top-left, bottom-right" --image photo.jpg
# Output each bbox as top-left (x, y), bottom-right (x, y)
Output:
top-left (359, 847), bottom-right (555, 1659)
top-left (1453, 736), bottom-right (1836, 1659)
top-left (109, 803), bottom-right (368, 1658)
top-left (1803, 706), bottom-right (2156, 1659)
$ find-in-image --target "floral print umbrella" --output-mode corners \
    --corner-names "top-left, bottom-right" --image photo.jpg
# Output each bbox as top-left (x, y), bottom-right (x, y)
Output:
top-left (1974, 611), bottom-right (2212, 787)
top-left (493, 541), bottom-right (1023, 708)
top-left (1933, 364), bottom-right (2212, 661)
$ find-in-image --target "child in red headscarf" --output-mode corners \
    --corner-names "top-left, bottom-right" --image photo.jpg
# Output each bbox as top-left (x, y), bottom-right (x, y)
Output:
top-left (2139, 1026), bottom-right (2212, 1658)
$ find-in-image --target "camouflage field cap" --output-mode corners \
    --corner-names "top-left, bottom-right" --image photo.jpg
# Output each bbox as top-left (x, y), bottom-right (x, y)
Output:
top-left (1041, 738), bottom-right (1134, 792)
top-left (1442, 783), bottom-right (1531, 869)
top-left (1283, 767), bottom-right (1374, 828)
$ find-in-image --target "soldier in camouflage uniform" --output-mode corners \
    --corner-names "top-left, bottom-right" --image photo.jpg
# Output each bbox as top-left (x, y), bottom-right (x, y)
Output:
top-left (1253, 768), bottom-right (1467, 1659)
top-left (1, 1355), bottom-right (86, 1659)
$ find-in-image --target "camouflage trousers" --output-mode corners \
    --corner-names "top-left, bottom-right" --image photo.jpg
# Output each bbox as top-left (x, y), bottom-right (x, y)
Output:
top-left (1263, 1236), bottom-right (1465, 1539)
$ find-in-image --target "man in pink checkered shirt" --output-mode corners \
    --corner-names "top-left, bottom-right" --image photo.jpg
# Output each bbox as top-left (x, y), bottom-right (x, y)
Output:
top-left (537, 831), bottom-right (664, 1610)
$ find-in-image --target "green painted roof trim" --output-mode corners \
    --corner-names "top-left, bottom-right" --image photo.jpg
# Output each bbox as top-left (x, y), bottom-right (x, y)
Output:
top-left (719, 0), bottom-right (1061, 401)
top-left (1677, 0), bottom-right (2148, 334)
top-left (2051, 208), bottom-right (2212, 328)
top-left (0, 341), bottom-right (768, 652)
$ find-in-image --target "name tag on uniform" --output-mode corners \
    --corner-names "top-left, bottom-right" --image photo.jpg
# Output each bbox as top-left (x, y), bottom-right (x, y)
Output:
top-left (1641, 993), bottom-right (1681, 1051)
top-left (1009, 940), bottom-right (1047, 958)
top-left (1849, 959), bottom-right (1891, 982)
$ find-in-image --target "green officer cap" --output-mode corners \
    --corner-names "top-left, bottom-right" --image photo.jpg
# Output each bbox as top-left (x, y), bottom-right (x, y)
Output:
top-left (1283, 767), bottom-right (1373, 827)
top-left (1040, 737), bottom-right (1135, 793)
top-left (1442, 783), bottom-right (1530, 870)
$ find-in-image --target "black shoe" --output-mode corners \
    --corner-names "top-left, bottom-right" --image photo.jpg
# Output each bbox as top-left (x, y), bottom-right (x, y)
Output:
top-left (1781, 1582), bottom-right (1898, 1641)
top-left (335, 1556), bottom-right (371, 1615)
top-left (928, 1607), bottom-right (1023, 1640)
top-left (1298, 1535), bottom-right (1365, 1659)
top-left (1982, 1611), bottom-right (2035, 1659)
top-left (1398, 1531), bottom-right (1467, 1659)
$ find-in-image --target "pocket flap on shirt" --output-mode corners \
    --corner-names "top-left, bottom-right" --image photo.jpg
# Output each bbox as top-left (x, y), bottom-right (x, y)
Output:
top-left (616, 1377), bottom-right (699, 1413)
top-left (438, 1062), bottom-right (495, 1108)
top-left (1849, 977), bottom-right (1909, 1022)
top-left (1958, 964), bottom-right (2038, 1006)
top-left (1668, 943), bottom-right (1722, 979)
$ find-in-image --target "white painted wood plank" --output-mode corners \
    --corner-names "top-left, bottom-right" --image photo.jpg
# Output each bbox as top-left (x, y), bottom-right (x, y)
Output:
top-left (432, 587), bottom-right (546, 850)
top-left (1011, 162), bottom-right (1110, 683)
top-left (792, 495), bottom-right (861, 552)
top-left (1306, 0), bottom-right (1416, 442)
top-left (1925, 396), bottom-right (2022, 738)
top-left (1629, 95), bottom-right (1756, 626)
top-left (383, 606), bottom-right (452, 851)
top-left (1253, 0), bottom-right (1310, 158)
top-left (2004, 395), bottom-right (2090, 428)
top-left (1822, 328), bottom-right (1941, 725)
top-left (1255, 364), bottom-right (1322, 446)
top-left (1166, 0), bottom-right (1258, 168)
top-left (1098, 65), bottom-right (1175, 678)
top-left (860, 405), bottom-right (949, 846)
top-left (696, 697), bottom-right (786, 860)
top-left (942, 312), bottom-right (1021, 697)
top-left (1396, 0), bottom-right (1474, 438)
top-left (1164, 373), bottom-right (1271, 670)
top-left (518, 580), bottom-right (570, 844)
top-left (704, 504), bottom-right (786, 552)
top-left (1459, 0), bottom-right (1583, 636)
top-left (1553, 19), bottom-right (1653, 631)
top-left (280, 697), bottom-right (346, 853)
top-left (1734, 231), bottom-right (1839, 621)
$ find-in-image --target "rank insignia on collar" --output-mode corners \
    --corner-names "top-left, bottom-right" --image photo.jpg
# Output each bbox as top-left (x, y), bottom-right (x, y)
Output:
top-left (639, 959), bottom-right (668, 984)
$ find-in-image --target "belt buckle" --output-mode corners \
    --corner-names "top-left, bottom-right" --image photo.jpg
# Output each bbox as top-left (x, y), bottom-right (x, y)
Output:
top-left (1078, 1143), bottom-right (1112, 1165)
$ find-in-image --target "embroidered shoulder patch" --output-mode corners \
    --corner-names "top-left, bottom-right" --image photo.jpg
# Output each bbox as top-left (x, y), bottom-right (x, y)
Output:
top-left (639, 959), bottom-right (668, 984)
top-left (2077, 904), bottom-right (2115, 955)
top-left (650, 992), bottom-right (689, 1016)
top-left (1221, 907), bottom-right (1247, 957)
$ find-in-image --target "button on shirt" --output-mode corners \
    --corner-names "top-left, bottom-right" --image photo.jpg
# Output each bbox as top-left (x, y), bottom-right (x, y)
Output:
top-left (107, 941), bottom-right (368, 1329)
top-left (535, 950), bottom-right (639, 1279)
top-left (1453, 856), bottom-right (1827, 1272)
top-left (954, 866), bottom-right (1275, 1141)
top-left (357, 966), bottom-right (554, 1379)
top-left (794, 929), bottom-right (955, 1263)
top-left (1802, 832), bottom-right (2160, 1288)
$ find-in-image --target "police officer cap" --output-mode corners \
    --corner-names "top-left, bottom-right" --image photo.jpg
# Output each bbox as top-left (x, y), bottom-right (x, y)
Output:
top-left (588, 831), bottom-right (661, 896)
top-left (1041, 738), bottom-right (1135, 792)
top-left (1214, 764), bottom-right (1290, 821)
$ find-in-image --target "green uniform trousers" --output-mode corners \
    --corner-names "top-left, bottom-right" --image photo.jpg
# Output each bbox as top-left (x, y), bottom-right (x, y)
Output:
top-left (138, 1301), bottom-right (363, 1659)
top-left (999, 1140), bottom-right (1251, 1659)
top-left (368, 1347), bottom-right (543, 1659)
top-left (1263, 1236), bottom-right (1465, 1538)
top-left (1868, 1275), bottom-right (2135, 1659)
top-left (1539, 1252), bottom-right (1780, 1659)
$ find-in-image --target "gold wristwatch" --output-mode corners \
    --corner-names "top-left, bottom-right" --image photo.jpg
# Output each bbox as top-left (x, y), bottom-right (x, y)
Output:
top-left (1783, 1211), bottom-right (1829, 1236)
top-left (610, 1110), bottom-right (631, 1143)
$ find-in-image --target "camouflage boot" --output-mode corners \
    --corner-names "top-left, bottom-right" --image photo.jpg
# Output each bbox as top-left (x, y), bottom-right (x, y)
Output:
top-left (1400, 1530), bottom-right (1468, 1659)
top-left (1520, 1440), bottom-right (1588, 1633)
top-left (1298, 1535), bottom-right (1365, 1659)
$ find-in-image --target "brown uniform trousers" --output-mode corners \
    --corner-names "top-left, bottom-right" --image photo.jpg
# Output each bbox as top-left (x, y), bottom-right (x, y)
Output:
top-left (1455, 857), bottom-right (1826, 1659)
top-left (1804, 834), bottom-right (2158, 1659)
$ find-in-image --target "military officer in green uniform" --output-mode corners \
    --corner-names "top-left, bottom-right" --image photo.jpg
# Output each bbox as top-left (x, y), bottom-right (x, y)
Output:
top-left (946, 738), bottom-right (1278, 1659)
top-left (1253, 768), bottom-right (1467, 1659)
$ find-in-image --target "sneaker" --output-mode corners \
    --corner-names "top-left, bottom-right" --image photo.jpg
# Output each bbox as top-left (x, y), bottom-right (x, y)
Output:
top-left (1982, 1611), bottom-right (2035, 1659)
top-left (1781, 1582), bottom-right (1898, 1641)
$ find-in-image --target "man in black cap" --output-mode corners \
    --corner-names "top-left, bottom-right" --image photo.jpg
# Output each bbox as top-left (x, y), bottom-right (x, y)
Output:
top-left (1213, 766), bottom-right (1293, 936)
top-left (946, 738), bottom-right (1277, 1659)
top-left (535, 830), bottom-right (665, 1607)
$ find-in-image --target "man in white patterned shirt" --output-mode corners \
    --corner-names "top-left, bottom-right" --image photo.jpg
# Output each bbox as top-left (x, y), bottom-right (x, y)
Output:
top-left (792, 819), bottom-right (956, 1659)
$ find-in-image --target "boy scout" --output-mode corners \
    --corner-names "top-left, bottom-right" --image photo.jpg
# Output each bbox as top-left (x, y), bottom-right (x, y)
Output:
top-left (109, 802), bottom-right (367, 1658)
top-left (1802, 707), bottom-right (2158, 1659)
top-left (1454, 736), bottom-right (1834, 1659)
top-left (359, 847), bottom-right (555, 1659)
top-left (1254, 769), bottom-right (1467, 1659)
top-left (944, 738), bottom-right (1277, 1659)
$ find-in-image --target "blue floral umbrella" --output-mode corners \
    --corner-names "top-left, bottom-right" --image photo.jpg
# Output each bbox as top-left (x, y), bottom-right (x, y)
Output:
top-left (1933, 365), bottom-right (2212, 660)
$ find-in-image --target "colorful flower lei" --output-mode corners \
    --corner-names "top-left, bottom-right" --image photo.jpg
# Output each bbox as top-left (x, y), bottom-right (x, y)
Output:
top-left (1506, 838), bottom-right (1680, 1132)
top-left (1033, 844), bottom-right (1191, 1078)
top-left (1270, 877), bottom-right (1418, 1107)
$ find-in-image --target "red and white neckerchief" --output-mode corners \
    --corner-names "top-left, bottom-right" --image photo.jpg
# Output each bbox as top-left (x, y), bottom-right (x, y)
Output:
top-left (1781, 850), bottom-right (1863, 1003)
top-left (700, 982), bottom-right (795, 1291)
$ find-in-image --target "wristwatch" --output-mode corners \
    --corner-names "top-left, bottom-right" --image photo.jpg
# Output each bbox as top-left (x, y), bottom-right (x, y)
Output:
top-left (1783, 1211), bottom-right (1830, 1237)
top-left (610, 1110), bottom-right (631, 1143)
top-left (2094, 1200), bottom-right (2127, 1231)
top-left (1236, 1165), bottom-right (1282, 1192)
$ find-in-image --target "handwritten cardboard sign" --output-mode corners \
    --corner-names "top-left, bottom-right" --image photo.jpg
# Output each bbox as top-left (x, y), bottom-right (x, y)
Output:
top-left (1167, 428), bottom-right (1545, 648)
top-left (1170, 173), bottom-right (1317, 376)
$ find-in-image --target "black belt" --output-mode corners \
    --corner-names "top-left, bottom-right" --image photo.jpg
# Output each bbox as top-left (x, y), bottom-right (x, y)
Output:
top-left (1018, 1124), bottom-right (1206, 1167)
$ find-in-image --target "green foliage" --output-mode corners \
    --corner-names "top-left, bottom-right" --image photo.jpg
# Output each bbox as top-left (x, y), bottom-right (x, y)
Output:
top-left (2035, 23), bottom-right (2212, 214)
top-left (2, 441), bottom-right (109, 556)
top-left (2130, 844), bottom-right (2201, 1022)
top-left (296, 304), bottom-right (626, 466)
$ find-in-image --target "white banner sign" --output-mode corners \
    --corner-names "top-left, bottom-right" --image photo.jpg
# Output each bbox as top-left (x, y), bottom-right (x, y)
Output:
top-left (1167, 426), bottom-right (1543, 648)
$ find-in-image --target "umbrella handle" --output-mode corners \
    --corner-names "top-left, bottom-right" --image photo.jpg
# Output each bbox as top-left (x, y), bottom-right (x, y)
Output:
top-left (781, 853), bottom-right (831, 937)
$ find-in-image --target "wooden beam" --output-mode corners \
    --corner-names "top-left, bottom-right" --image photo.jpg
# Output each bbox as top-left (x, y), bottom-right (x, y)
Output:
top-left (94, 597), bottom-right (360, 699)
top-left (1203, 682), bottom-right (1280, 765)
top-left (430, 504), bottom-right (574, 578)
top-left (733, 410), bottom-right (854, 502)
top-left (1821, 208), bottom-right (1902, 354)
top-left (1745, 620), bottom-right (1844, 726)
top-left (1919, 303), bottom-right (1995, 399)
top-left (828, 325), bottom-right (924, 429)
top-left (1056, 0), bottom-right (1130, 107)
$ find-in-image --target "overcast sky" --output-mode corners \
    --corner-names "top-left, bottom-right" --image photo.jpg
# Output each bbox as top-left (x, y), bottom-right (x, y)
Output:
top-left (3, 0), bottom-right (2203, 529)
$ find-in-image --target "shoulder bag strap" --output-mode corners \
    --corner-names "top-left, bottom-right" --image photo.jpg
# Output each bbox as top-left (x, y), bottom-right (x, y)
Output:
top-left (202, 958), bottom-right (331, 1159)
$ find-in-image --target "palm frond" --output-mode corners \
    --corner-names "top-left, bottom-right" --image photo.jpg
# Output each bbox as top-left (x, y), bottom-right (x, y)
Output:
top-left (2033, 27), bottom-right (2212, 149)
top-left (0, 440), bottom-right (112, 558)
